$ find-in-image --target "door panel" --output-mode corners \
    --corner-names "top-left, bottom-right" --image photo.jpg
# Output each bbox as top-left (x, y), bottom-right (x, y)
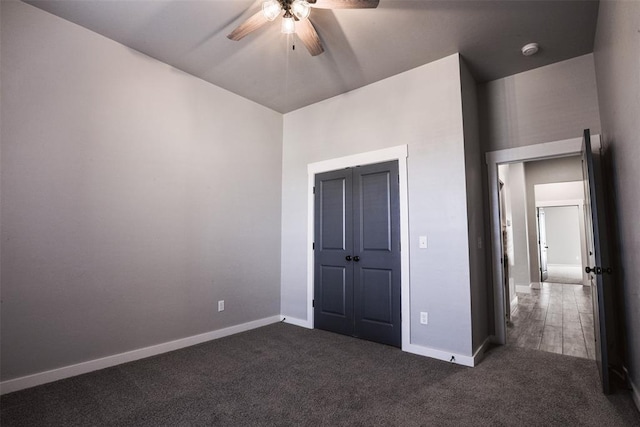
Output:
top-left (319, 266), bottom-right (347, 316)
top-left (320, 178), bottom-right (347, 250)
top-left (360, 268), bottom-right (393, 324)
top-left (360, 171), bottom-right (392, 251)
top-left (314, 161), bottom-right (401, 348)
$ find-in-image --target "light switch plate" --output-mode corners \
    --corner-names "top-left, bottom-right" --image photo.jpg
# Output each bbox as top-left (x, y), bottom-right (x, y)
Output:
top-left (419, 235), bottom-right (427, 249)
top-left (420, 312), bottom-right (428, 325)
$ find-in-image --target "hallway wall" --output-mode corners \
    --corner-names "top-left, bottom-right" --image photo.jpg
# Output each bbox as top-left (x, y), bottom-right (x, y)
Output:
top-left (593, 0), bottom-right (640, 404)
top-left (479, 54), bottom-right (601, 152)
top-left (544, 206), bottom-right (582, 266)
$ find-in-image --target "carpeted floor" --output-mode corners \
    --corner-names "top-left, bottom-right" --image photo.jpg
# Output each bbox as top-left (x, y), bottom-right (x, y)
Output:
top-left (1, 323), bottom-right (638, 426)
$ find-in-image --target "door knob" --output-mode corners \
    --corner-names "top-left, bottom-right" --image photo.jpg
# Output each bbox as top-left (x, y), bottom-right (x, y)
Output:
top-left (353, 256), bottom-right (360, 262)
top-left (345, 255), bottom-right (352, 261)
top-left (586, 266), bottom-right (604, 275)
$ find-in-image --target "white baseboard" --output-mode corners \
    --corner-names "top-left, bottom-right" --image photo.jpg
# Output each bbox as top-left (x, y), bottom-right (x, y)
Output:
top-left (281, 315), bottom-right (312, 329)
top-left (530, 282), bottom-right (541, 289)
top-left (547, 263), bottom-right (582, 268)
top-left (516, 285), bottom-right (531, 294)
top-left (0, 315), bottom-right (281, 395)
top-left (403, 343), bottom-right (474, 367)
top-left (510, 295), bottom-right (519, 313)
top-left (472, 336), bottom-right (493, 366)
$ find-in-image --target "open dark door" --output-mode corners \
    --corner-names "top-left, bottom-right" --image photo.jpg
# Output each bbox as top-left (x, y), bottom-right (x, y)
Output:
top-left (537, 207), bottom-right (549, 282)
top-left (582, 129), bottom-right (614, 394)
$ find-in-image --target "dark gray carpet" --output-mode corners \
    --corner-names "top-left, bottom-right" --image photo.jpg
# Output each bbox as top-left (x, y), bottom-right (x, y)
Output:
top-left (1, 323), bottom-right (638, 426)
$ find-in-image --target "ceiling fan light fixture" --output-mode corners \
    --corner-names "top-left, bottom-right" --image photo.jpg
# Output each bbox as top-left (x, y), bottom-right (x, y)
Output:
top-left (291, 0), bottom-right (311, 20)
top-left (281, 11), bottom-right (296, 34)
top-left (262, 0), bottom-right (282, 21)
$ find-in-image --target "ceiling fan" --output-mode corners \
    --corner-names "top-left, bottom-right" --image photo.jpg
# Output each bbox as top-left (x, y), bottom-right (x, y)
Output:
top-left (227, 0), bottom-right (380, 56)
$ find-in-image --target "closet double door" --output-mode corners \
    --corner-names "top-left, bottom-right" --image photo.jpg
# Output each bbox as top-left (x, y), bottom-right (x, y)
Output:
top-left (314, 161), bottom-right (401, 347)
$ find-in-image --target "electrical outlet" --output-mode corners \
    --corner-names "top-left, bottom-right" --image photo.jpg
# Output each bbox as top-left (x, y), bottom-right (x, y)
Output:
top-left (420, 312), bottom-right (428, 325)
top-left (218, 300), bottom-right (225, 312)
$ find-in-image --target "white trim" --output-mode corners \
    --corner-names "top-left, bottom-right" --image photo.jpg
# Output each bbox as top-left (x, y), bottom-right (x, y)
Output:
top-left (281, 316), bottom-right (312, 329)
top-left (536, 199), bottom-right (583, 208)
top-left (306, 145), bottom-right (411, 349)
top-left (0, 315), bottom-right (281, 395)
top-left (515, 284), bottom-right (532, 293)
top-left (404, 343), bottom-right (474, 367)
top-left (486, 136), bottom-right (585, 165)
top-left (485, 135), bottom-right (600, 344)
top-left (510, 295), bottom-right (519, 312)
top-left (472, 336), bottom-right (493, 366)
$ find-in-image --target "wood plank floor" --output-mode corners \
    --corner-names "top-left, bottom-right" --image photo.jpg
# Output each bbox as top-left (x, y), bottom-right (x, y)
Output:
top-left (507, 282), bottom-right (596, 359)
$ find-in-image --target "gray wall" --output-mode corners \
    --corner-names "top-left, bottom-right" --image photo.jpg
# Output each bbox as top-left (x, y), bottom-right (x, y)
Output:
top-left (0, 1), bottom-right (283, 380)
top-left (479, 54), bottom-right (601, 152)
top-left (593, 0), bottom-right (640, 398)
top-left (460, 59), bottom-right (489, 351)
top-left (281, 54), bottom-right (476, 356)
top-left (544, 206), bottom-right (582, 266)
top-left (524, 156), bottom-right (583, 283)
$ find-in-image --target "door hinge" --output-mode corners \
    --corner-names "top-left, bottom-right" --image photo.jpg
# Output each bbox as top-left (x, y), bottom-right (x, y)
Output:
top-left (313, 186), bottom-right (315, 194)
top-left (312, 299), bottom-right (315, 308)
top-left (312, 242), bottom-right (315, 250)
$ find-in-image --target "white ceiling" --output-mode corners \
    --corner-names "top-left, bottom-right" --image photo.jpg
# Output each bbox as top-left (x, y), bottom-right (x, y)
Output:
top-left (25, 0), bottom-right (599, 113)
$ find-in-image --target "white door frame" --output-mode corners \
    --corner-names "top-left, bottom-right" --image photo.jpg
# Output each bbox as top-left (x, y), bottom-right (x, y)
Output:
top-left (486, 135), bottom-right (600, 344)
top-left (306, 145), bottom-right (410, 350)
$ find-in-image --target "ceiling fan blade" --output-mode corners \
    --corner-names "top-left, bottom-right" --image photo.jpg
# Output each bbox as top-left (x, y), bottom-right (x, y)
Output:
top-left (227, 10), bottom-right (269, 41)
top-left (296, 19), bottom-right (325, 56)
top-left (308, 0), bottom-right (379, 9)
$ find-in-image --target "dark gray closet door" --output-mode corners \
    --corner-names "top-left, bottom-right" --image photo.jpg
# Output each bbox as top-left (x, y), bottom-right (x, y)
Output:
top-left (314, 161), bottom-right (401, 347)
top-left (314, 168), bottom-right (354, 337)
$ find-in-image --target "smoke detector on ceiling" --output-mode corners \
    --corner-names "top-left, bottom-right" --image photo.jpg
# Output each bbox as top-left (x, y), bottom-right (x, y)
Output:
top-left (521, 43), bottom-right (540, 57)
